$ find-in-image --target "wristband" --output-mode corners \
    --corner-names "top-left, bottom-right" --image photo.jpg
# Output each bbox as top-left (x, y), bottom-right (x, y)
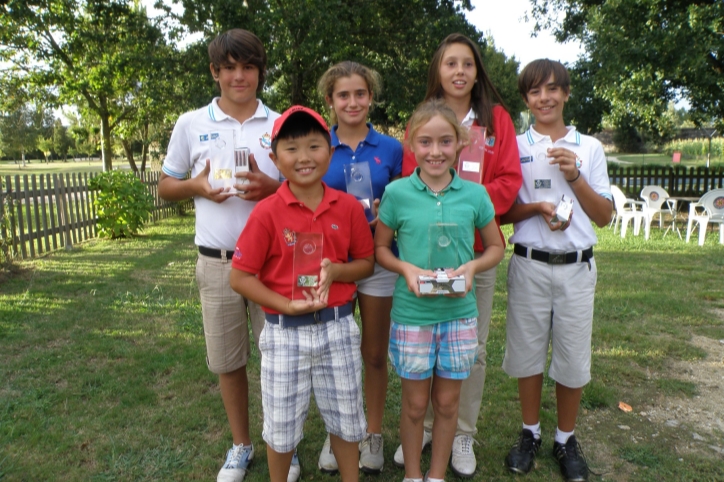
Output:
top-left (568, 169), bottom-right (581, 183)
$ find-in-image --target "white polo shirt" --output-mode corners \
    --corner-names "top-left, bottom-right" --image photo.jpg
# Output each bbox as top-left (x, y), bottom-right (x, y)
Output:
top-left (510, 126), bottom-right (612, 251)
top-left (163, 98), bottom-right (280, 250)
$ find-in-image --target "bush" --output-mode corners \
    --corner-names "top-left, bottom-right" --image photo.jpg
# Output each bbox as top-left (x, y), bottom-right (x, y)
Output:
top-left (88, 171), bottom-right (154, 239)
top-left (663, 137), bottom-right (724, 160)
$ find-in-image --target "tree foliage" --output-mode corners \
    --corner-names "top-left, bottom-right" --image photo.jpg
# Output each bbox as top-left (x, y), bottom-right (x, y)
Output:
top-left (164, 0), bottom-right (524, 126)
top-left (531, 0), bottom-right (724, 135)
top-left (0, 0), bottom-right (178, 171)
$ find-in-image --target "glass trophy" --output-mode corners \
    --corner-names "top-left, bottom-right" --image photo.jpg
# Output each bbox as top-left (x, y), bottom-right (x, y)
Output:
top-left (231, 147), bottom-right (250, 193)
top-left (418, 223), bottom-right (466, 295)
top-left (344, 161), bottom-right (375, 222)
top-left (456, 126), bottom-right (486, 184)
top-left (292, 232), bottom-right (324, 300)
top-left (208, 131), bottom-right (235, 191)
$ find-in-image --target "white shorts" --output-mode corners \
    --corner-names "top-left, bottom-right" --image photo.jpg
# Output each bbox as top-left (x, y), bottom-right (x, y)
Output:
top-left (502, 253), bottom-right (597, 388)
top-left (356, 262), bottom-right (398, 297)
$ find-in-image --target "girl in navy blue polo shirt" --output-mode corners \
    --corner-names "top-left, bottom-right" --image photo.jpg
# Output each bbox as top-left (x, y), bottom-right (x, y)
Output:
top-left (316, 61), bottom-right (403, 474)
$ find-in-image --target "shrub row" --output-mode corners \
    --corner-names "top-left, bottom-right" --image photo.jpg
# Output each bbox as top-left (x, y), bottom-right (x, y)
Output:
top-left (663, 137), bottom-right (723, 160)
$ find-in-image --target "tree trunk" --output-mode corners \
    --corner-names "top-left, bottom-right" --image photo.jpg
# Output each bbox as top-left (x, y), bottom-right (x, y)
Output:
top-left (100, 115), bottom-right (113, 172)
top-left (122, 139), bottom-right (138, 173)
top-left (140, 121), bottom-right (149, 173)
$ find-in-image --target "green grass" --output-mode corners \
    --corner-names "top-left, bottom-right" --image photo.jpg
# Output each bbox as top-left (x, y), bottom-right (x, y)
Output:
top-left (615, 153), bottom-right (724, 168)
top-left (0, 159), bottom-right (136, 176)
top-left (1, 217), bottom-right (723, 481)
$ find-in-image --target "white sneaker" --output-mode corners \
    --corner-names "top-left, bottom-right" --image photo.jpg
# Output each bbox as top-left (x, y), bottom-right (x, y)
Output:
top-left (393, 429), bottom-right (432, 468)
top-left (287, 450), bottom-right (301, 482)
top-left (449, 434), bottom-right (476, 478)
top-left (317, 434), bottom-right (338, 473)
top-left (217, 443), bottom-right (254, 482)
top-left (359, 433), bottom-right (384, 473)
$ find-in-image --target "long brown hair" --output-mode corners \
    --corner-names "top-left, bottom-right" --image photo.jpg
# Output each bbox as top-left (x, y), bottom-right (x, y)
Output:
top-left (425, 33), bottom-right (507, 136)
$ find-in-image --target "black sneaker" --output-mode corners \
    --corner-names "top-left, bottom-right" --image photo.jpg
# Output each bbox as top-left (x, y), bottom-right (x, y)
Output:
top-left (553, 435), bottom-right (589, 481)
top-left (505, 429), bottom-right (542, 474)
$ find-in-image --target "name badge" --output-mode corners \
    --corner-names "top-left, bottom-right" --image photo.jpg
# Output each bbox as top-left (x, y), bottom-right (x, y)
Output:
top-left (534, 179), bottom-right (551, 189)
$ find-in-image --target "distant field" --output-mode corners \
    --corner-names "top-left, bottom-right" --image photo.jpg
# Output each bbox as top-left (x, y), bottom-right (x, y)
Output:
top-left (0, 159), bottom-right (137, 176)
top-left (615, 153), bottom-right (723, 167)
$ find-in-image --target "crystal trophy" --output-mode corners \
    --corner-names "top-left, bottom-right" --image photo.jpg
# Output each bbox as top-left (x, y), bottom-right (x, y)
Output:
top-left (208, 131), bottom-right (235, 191)
top-left (292, 232), bottom-right (324, 300)
top-left (550, 194), bottom-right (574, 225)
top-left (456, 126), bottom-right (486, 184)
top-left (231, 147), bottom-right (250, 193)
top-left (418, 223), bottom-right (466, 295)
top-left (344, 161), bottom-right (375, 222)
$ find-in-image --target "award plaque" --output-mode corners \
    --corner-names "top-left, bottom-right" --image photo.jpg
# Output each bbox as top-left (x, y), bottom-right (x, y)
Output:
top-left (550, 194), bottom-right (574, 225)
top-left (292, 232), bottom-right (324, 300)
top-left (344, 161), bottom-right (375, 222)
top-left (231, 147), bottom-right (250, 194)
top-left (418, 223), bottom-right (466, 295)
top-left (208, 131), bottom-right (235, 191)
top-left (456, 126), bottom-right (486, 184)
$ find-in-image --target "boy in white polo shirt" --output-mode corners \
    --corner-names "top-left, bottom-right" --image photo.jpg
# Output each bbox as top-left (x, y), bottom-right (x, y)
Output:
top-left (501, 59), bottom-right (612, 482)
top-left (158, 29), bottom-right (295, 482)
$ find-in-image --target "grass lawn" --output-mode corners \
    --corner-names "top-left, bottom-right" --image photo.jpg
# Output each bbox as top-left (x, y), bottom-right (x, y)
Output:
top-left (1, 216), bottom-right (723, 481)
top-left (0, 159), bottom-right (136, 176)
top-left (614, 154), bottom-right (724, 169)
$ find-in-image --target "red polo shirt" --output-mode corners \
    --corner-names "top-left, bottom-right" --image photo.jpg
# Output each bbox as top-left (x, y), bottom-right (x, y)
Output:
top-left (232, 181), bottom-right (374, 314)
top-left (401, 105), bottom-right (522, 251)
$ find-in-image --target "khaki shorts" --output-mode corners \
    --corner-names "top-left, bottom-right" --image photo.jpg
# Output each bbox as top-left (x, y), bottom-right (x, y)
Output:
top-left (196, 253), bottom-right (265, 374)
top-left (503, 253), bottom-right (597, 388)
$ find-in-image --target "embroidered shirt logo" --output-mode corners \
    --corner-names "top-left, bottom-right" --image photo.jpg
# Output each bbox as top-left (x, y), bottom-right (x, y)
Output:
top-left (283, 228), bottom-right (297, 246)
top-left (233, 247), bottom-right (242, 259)
top-left (374, 156), bottom-right (381, 164)
top-left (331, 224), bottom-right (339, 230)
top-left (485, 136), bottom-right (495, 147)
top-left (199, 134), bottom-right (209, 142)
top-left (520, 156), bottom-right (533, 163)
top-left (210, 133), bottom-right (219, 140)
top-left (259, 133), bottom-right (272, 149)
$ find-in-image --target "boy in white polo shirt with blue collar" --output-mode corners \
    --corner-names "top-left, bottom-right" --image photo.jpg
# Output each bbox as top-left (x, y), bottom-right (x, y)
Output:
top-left (158, 29), bottom-right (298, 482)
top-left (501, 59), bottom-right (612, 482)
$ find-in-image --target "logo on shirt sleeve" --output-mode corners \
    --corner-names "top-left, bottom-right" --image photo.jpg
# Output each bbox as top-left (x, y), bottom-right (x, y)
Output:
top-left (233, 247), bottom-right (242, 259)
top-left (283, 228), bottom-right (297, 246)
top-left (485, 136), bottom-right (495, 147)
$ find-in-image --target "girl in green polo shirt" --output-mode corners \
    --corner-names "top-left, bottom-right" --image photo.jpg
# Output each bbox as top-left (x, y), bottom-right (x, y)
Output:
top-left (375, 99), bottom-right (504, 482)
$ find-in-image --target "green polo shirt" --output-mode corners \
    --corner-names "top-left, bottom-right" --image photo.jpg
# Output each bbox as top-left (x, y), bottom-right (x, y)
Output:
top-left (379, 168), bottom-right (495, 326)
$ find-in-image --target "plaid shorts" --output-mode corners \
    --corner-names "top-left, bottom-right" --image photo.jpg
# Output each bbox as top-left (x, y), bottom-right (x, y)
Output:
top-left (389, 318), bottom-right (478, 380)
top-left (259, 313), bottom-right (366, 453)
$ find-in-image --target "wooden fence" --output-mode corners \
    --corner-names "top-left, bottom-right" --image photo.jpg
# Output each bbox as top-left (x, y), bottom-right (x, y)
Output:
top-left (609, 165), bottom-right (724, 198)
top-left (1, 171), bottom-right (192, 261)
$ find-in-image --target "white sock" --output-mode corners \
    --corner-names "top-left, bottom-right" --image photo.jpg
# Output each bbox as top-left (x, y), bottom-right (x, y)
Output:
top-left (555, 428), bottom-right (574, 444)
top-left (523, 422), bottom-right (541, 440)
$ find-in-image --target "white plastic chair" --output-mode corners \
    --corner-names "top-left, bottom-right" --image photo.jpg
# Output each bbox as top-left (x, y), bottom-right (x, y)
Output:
top-left (611, 185), bottom-right (646, 238)
top-left (640, 185), bottom-right (675, 240)
top-left (686, 188), bottom-right (724, 246)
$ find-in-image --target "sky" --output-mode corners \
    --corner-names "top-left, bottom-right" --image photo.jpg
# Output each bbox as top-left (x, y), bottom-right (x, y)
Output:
top-left (466, 0), bottom-right (584, 67)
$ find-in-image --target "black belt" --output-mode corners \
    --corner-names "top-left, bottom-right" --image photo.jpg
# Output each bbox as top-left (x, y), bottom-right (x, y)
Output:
top-left (514, 244), bottom-right (593, 265)
top-left (198, 246), bottom-right (234, 259)
top-left (265, 302), bottom-right (354, 328)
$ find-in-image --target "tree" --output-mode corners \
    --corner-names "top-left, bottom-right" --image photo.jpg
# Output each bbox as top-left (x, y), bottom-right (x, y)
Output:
top-left (530, 0), bottom-right (724, 134)
top-left (53, 119), bottom-right (73, 161)
top-left (164, 0), bottom-right (525, 126)
top-left (37, 135), bottom-right (54, 162)
top-left (1, 0), bottom-right (176, 171)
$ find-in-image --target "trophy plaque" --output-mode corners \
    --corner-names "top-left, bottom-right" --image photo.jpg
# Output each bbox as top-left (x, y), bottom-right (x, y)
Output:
top-left (344, 161), bottom-right (375, 222)
top-left (292, 232), bottom-right (324, 300)
top-left (456, 126), bottom-right (486, 184)
top-left (418, 223), bottom-right (466, 295)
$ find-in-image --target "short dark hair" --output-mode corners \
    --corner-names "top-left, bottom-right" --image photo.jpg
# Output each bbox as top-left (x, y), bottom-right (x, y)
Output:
top-left (271, 112), bottom-right (332, 155)
top-left (518, 59), bottom-right (571, 100)
top-left (208, 29), bottom-right (267, 93)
